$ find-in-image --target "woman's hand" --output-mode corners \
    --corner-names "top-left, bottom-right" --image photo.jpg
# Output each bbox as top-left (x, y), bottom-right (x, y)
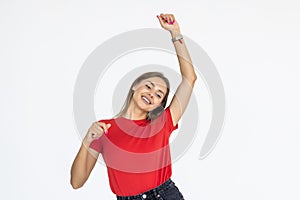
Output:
top-left (84, 121), bottom-right (111, 144)
top-left (157, 13), bottom-right (181, 34)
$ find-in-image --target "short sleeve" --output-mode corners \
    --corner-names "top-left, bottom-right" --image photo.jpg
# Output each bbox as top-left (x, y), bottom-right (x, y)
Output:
top-left (165, 106), bottom-right (178, 132)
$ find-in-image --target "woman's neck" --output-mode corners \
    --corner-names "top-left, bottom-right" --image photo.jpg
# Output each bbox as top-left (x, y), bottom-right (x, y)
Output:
top-left (122, 102), bottom-right (148, 120)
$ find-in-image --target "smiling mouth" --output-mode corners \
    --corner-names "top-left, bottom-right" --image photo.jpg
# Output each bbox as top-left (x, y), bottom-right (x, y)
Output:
top-left (141, 96), bottom-right (151, 104)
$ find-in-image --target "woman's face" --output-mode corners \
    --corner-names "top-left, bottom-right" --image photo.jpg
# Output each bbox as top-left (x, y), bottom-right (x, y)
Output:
top-left (132, 77), bottom-right (168, 112)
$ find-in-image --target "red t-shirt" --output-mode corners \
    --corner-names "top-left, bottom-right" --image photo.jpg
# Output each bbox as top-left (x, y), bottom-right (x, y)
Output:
top-left (89, 106), bottom-right (178, 196)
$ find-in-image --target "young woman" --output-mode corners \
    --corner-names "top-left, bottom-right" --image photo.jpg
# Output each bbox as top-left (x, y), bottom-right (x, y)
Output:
top-left (71, 13), bottom-right (197, 200)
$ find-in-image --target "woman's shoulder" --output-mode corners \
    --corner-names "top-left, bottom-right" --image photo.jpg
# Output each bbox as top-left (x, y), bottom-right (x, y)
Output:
top-left (97, 118), bottom-right (114, 123)
top-left (164, 105), bottom-right (171, 111)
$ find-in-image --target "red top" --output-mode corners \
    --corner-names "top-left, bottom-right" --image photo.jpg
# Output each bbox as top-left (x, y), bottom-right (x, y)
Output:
top-left (89, 106), bottom-right (178, 196)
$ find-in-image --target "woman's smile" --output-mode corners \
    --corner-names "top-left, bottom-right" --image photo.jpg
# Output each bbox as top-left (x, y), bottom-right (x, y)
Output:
top-left (141, 95), bottom-right (152, 105)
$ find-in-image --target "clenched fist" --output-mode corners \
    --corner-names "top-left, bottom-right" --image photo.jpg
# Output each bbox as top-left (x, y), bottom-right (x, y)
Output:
top-left (84, 121), bottom-right (111, 144)
top-left (157, 13), bottom-right (181, 34)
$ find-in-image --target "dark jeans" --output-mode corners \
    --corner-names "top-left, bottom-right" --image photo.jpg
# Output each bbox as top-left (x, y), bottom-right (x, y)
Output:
top-left (116, 178), bottom-right (185, 200)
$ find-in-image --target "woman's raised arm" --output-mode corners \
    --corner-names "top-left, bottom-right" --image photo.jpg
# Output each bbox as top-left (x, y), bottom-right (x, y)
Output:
top-left (157, 13), bottom-right (197, 127)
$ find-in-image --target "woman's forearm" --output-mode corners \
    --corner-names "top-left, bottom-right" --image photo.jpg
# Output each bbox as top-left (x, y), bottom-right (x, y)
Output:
top-left (70, 140), bottom-right (90, 189)
top-left (170, 31), bottom-right (197, 81)
top-left (70, 122), bottom-right (107, 189)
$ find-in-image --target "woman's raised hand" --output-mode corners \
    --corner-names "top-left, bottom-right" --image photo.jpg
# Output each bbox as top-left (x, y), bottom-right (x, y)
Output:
top-left (84, 121), bottom-right (111, 144)
top-left (157, 13), bottom-right (181, 34)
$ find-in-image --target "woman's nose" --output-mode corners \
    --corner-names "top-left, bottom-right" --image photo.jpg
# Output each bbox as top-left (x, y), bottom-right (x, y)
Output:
top-left (148, 93), bottom-right (154, 98)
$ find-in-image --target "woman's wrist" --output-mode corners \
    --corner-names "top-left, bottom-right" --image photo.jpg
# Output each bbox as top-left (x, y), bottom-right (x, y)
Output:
top-left (170, 30), bottom-right (181, 38)
top-left (82, 136), bottom-right (92, 147)
top-left (170, 30), bottom-right (183, 44)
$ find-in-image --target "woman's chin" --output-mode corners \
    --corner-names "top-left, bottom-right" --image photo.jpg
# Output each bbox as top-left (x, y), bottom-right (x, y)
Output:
top-left (138, 101), bottom-right (153, 111)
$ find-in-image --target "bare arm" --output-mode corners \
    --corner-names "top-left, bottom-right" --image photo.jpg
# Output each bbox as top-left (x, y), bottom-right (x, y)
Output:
top-left (70, 138), bottom-right (99, 189)
top-left (157, 14), bottom-right (197, 126)
top-left (70, 122), bottom-right (111, 189)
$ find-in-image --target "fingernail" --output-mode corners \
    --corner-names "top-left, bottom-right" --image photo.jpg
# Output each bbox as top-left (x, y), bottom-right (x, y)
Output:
top-left (169, 21), bottom-right (174, 24)
top-left (105, 130), bottom-right (108, 134)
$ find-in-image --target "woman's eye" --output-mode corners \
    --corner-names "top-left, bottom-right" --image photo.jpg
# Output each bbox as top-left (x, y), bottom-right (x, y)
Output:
top-left (157, 94), bottom-right (161, 98)
top-left (146, 84), bottom-right (151, 89)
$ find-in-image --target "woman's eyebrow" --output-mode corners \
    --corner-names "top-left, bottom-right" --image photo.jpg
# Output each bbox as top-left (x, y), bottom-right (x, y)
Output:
top-left (146, 81), bottom-right (165, 95)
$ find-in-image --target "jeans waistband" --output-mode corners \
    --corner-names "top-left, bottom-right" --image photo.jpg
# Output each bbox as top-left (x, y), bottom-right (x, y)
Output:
top-left (116, 178), bottom-right (174, 200)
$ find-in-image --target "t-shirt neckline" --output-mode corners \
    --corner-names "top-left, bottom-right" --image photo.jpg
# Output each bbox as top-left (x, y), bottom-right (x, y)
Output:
top-left (119, 116), bottom-right (148, 122)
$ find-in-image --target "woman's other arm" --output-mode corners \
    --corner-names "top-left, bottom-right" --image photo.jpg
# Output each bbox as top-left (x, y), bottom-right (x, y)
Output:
top-left (70, 139), bottom-right (99, 189)
top-left (70, 122), bottom-right (111, 189)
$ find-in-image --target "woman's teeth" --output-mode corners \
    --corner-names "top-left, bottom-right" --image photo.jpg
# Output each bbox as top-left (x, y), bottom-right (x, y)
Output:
top-left (142, 96), bottom-right (151, 104)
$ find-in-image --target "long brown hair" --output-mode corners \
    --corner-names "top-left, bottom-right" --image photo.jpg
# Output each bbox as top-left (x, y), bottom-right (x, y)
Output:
top-left (114, 72), bottom-right (170, 122)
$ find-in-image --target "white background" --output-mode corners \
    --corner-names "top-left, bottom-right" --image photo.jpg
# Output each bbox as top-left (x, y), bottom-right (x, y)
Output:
top-left (1, 0), bottom-right (300, 199)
